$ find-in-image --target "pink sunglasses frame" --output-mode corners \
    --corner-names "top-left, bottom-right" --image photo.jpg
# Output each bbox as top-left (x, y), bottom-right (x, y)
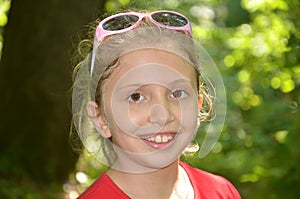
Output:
top-left (95, 10), bottom-right (193, 42)
top-left (90, 10), bottom-right (192, 76)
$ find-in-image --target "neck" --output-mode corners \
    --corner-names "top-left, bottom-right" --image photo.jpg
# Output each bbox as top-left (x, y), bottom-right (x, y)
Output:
top-left (107, 160), bottom-right (180, 199)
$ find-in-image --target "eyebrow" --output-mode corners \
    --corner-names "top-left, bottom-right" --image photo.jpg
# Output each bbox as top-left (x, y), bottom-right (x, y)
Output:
top-left (171, 78), bottom-right (192, 84)
top-left (118, 83), bottom-right (145, 90)
top-left (118, 78), bottom-right (192, 90)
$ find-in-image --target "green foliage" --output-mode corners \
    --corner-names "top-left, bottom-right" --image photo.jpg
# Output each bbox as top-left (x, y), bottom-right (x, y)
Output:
top-left (0, 0), bottom-right (9, 26)
top-left (0, 177), bottom-right (64, 199)
top-left (0, 0), bottom-right (10, 57)
top-left (66, 0), bottom-right (300, 198)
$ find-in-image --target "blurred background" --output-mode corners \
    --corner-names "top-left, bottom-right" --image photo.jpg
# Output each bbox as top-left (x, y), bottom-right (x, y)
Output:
top-left (0, 0), bottom-right (299, 198)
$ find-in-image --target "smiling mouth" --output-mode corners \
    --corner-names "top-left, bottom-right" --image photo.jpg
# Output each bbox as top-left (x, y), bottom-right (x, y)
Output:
top-left (141, 132), bottom-right (177, 149)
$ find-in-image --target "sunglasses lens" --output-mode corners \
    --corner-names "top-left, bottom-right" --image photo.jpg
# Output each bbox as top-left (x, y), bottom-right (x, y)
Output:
top-left (152, 12), bottom-right (188, 27)
top-left (102, 15), bottom-right (139, 31)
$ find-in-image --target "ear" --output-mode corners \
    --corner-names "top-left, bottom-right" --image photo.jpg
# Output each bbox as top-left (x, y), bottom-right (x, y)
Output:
top-left (198, 94), bottom-right (203, 113)
top-left (86, 101), bottom-right (112, 138)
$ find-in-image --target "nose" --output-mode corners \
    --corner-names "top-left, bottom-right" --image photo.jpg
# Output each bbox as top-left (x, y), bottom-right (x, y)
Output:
top-left (148, 98), bottom-right (175, 126)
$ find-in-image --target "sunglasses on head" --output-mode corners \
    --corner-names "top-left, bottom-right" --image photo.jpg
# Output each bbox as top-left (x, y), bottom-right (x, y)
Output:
top-left (90, 10), bottom-right (192, 76)
top-left (95, 10), bottom-right (192, 42)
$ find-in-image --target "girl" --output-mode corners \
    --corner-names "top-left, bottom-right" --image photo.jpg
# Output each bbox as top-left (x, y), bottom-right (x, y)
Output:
top-left (72, 10), bottom-right (241, 199)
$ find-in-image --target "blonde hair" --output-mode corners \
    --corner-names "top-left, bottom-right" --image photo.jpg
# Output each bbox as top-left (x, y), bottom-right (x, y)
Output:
top-left (71, 20), bottom-right (213, 163)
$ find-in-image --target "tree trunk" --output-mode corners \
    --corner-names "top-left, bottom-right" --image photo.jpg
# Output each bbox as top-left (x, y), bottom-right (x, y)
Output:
top-left (0, 0), bottom-right (106, 183)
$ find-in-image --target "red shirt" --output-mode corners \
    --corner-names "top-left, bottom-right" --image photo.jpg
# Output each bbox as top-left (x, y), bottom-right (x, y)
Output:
top-left (78, 162), bottom-right (241, 199)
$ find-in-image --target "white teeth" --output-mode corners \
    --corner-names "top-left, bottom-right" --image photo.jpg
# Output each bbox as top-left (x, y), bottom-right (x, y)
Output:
top-left (162, 135), bottom-right (168, 143)
top-left (143, 134), bottom-right (175, 143)
top-left (155, 136), bottom-right (162, 143)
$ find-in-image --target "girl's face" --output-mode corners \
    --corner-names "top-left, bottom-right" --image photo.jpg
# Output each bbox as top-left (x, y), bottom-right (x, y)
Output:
top-left (94, 49), bottom-right (201, 170)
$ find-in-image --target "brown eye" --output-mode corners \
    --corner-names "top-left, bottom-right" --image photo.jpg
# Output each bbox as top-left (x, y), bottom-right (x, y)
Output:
top-left (128, 93), bottom-right (145, 103)
top-left (171, 90), bottom-right (188, 99)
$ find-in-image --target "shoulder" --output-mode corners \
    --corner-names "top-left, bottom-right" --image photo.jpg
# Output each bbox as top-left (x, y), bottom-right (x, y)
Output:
top-left (77, 173), bottom-right (130, 199)
top-left (180, 161), bottom-right (241, 199)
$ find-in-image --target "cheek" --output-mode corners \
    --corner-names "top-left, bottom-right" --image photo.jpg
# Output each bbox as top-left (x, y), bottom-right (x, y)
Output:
top-left (128, 104), bottom-right (149, 126)
top-left (107, 98), bottom-right (144, 136)
top-left (180, 100), bottom-right (198, 127)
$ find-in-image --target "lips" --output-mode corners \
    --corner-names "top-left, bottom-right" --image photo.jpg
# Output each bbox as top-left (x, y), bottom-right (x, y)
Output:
top-left (141, 132), bottom-right (177, 150)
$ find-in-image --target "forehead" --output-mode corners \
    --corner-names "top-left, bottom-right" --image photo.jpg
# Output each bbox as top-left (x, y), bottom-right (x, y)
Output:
top-left (110, 49), bottom-right (197, 83)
